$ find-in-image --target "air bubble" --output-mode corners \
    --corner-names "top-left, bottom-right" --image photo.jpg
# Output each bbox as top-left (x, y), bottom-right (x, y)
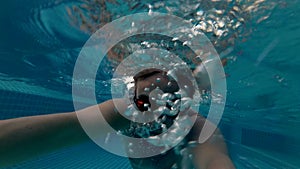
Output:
top-left (161, 115), bottom-right (167, 122)
top-left (218, 20), bottom-right (225, 28)
top-left (156, 78), bottom-right (161, 83)
top-left (175, 89), bottom-right (188, 98)
top-left (168, 110), bottom-right (178, 116)
top-left (147, 135), bottom-right (163, 146)
top-left (172, 99), bottom-right (181, 110)
top-left (161, 124), bottom-right (167, 132)
top-left (196, 10), bottom-right (204, 16)
top-left (159, 106), bottom-right (170, 115)
top-left (124, 104), bottom-right (135, 116)
top-left (161, 93), bottom-right (175, 101)
top-left (156, 99), bottom-right (166, 106)
top-left (180, 97), bottom-right (192, 111)
top-left (135, 126), bottom-right (150, 138)
top-left (128, 149), bottom-right (134, 154)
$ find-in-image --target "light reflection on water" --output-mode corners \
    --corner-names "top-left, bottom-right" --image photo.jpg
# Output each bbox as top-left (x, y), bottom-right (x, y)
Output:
top-left (0, 0), bottom-right (294, 90)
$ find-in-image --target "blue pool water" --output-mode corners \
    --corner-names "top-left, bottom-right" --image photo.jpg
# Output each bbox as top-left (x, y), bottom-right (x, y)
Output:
top-left (0, 0), bottom-right (299, 168)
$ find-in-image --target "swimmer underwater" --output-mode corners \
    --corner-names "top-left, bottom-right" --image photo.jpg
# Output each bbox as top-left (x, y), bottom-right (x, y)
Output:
top-left (0, 66), bottom-right (235, 169)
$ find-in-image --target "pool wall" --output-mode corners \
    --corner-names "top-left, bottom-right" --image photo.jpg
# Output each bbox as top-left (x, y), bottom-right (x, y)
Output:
top-left (0, 81), bottom-right (298, 168)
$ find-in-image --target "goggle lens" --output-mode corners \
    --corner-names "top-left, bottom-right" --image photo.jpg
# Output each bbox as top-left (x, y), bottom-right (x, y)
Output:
top-left (134, 95), bottom-right (150, 112)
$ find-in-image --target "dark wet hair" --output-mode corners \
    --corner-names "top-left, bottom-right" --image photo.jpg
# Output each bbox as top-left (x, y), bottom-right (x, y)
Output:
top-left (133, 68), bottom-right (165, 82)
top-left (133, 68), bottom-right (194, 98)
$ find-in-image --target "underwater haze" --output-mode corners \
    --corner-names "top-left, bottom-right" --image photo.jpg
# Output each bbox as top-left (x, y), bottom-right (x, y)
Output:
top-left (0, 0), bottom-right (299, 168)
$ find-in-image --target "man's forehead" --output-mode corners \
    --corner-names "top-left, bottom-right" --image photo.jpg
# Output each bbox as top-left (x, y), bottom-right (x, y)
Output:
top-left (133, 68), bottom-right (165, 81)
top-left (136, 73), bottom-right (179, 93)
top-left (136, 72), bottom-right (168, 83)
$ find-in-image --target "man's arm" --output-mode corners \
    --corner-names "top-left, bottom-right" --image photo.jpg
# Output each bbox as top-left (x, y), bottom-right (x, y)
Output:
top-left (0, 111), bottom-right (85, 166)
top-left (188, 117), bottom-right (236, 169)
top-left (0, 99), bottom-right (129, 167)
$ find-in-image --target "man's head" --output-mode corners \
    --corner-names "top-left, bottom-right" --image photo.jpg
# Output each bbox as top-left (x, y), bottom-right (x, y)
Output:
top-left (133, 68), bottom-right (194, 112)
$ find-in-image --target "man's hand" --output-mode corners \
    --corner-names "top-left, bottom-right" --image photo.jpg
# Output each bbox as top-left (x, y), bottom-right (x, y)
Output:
top-left (188, 117), bottom-right (236, 169)
top-left (206, 153), bottom-right (236, 169)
